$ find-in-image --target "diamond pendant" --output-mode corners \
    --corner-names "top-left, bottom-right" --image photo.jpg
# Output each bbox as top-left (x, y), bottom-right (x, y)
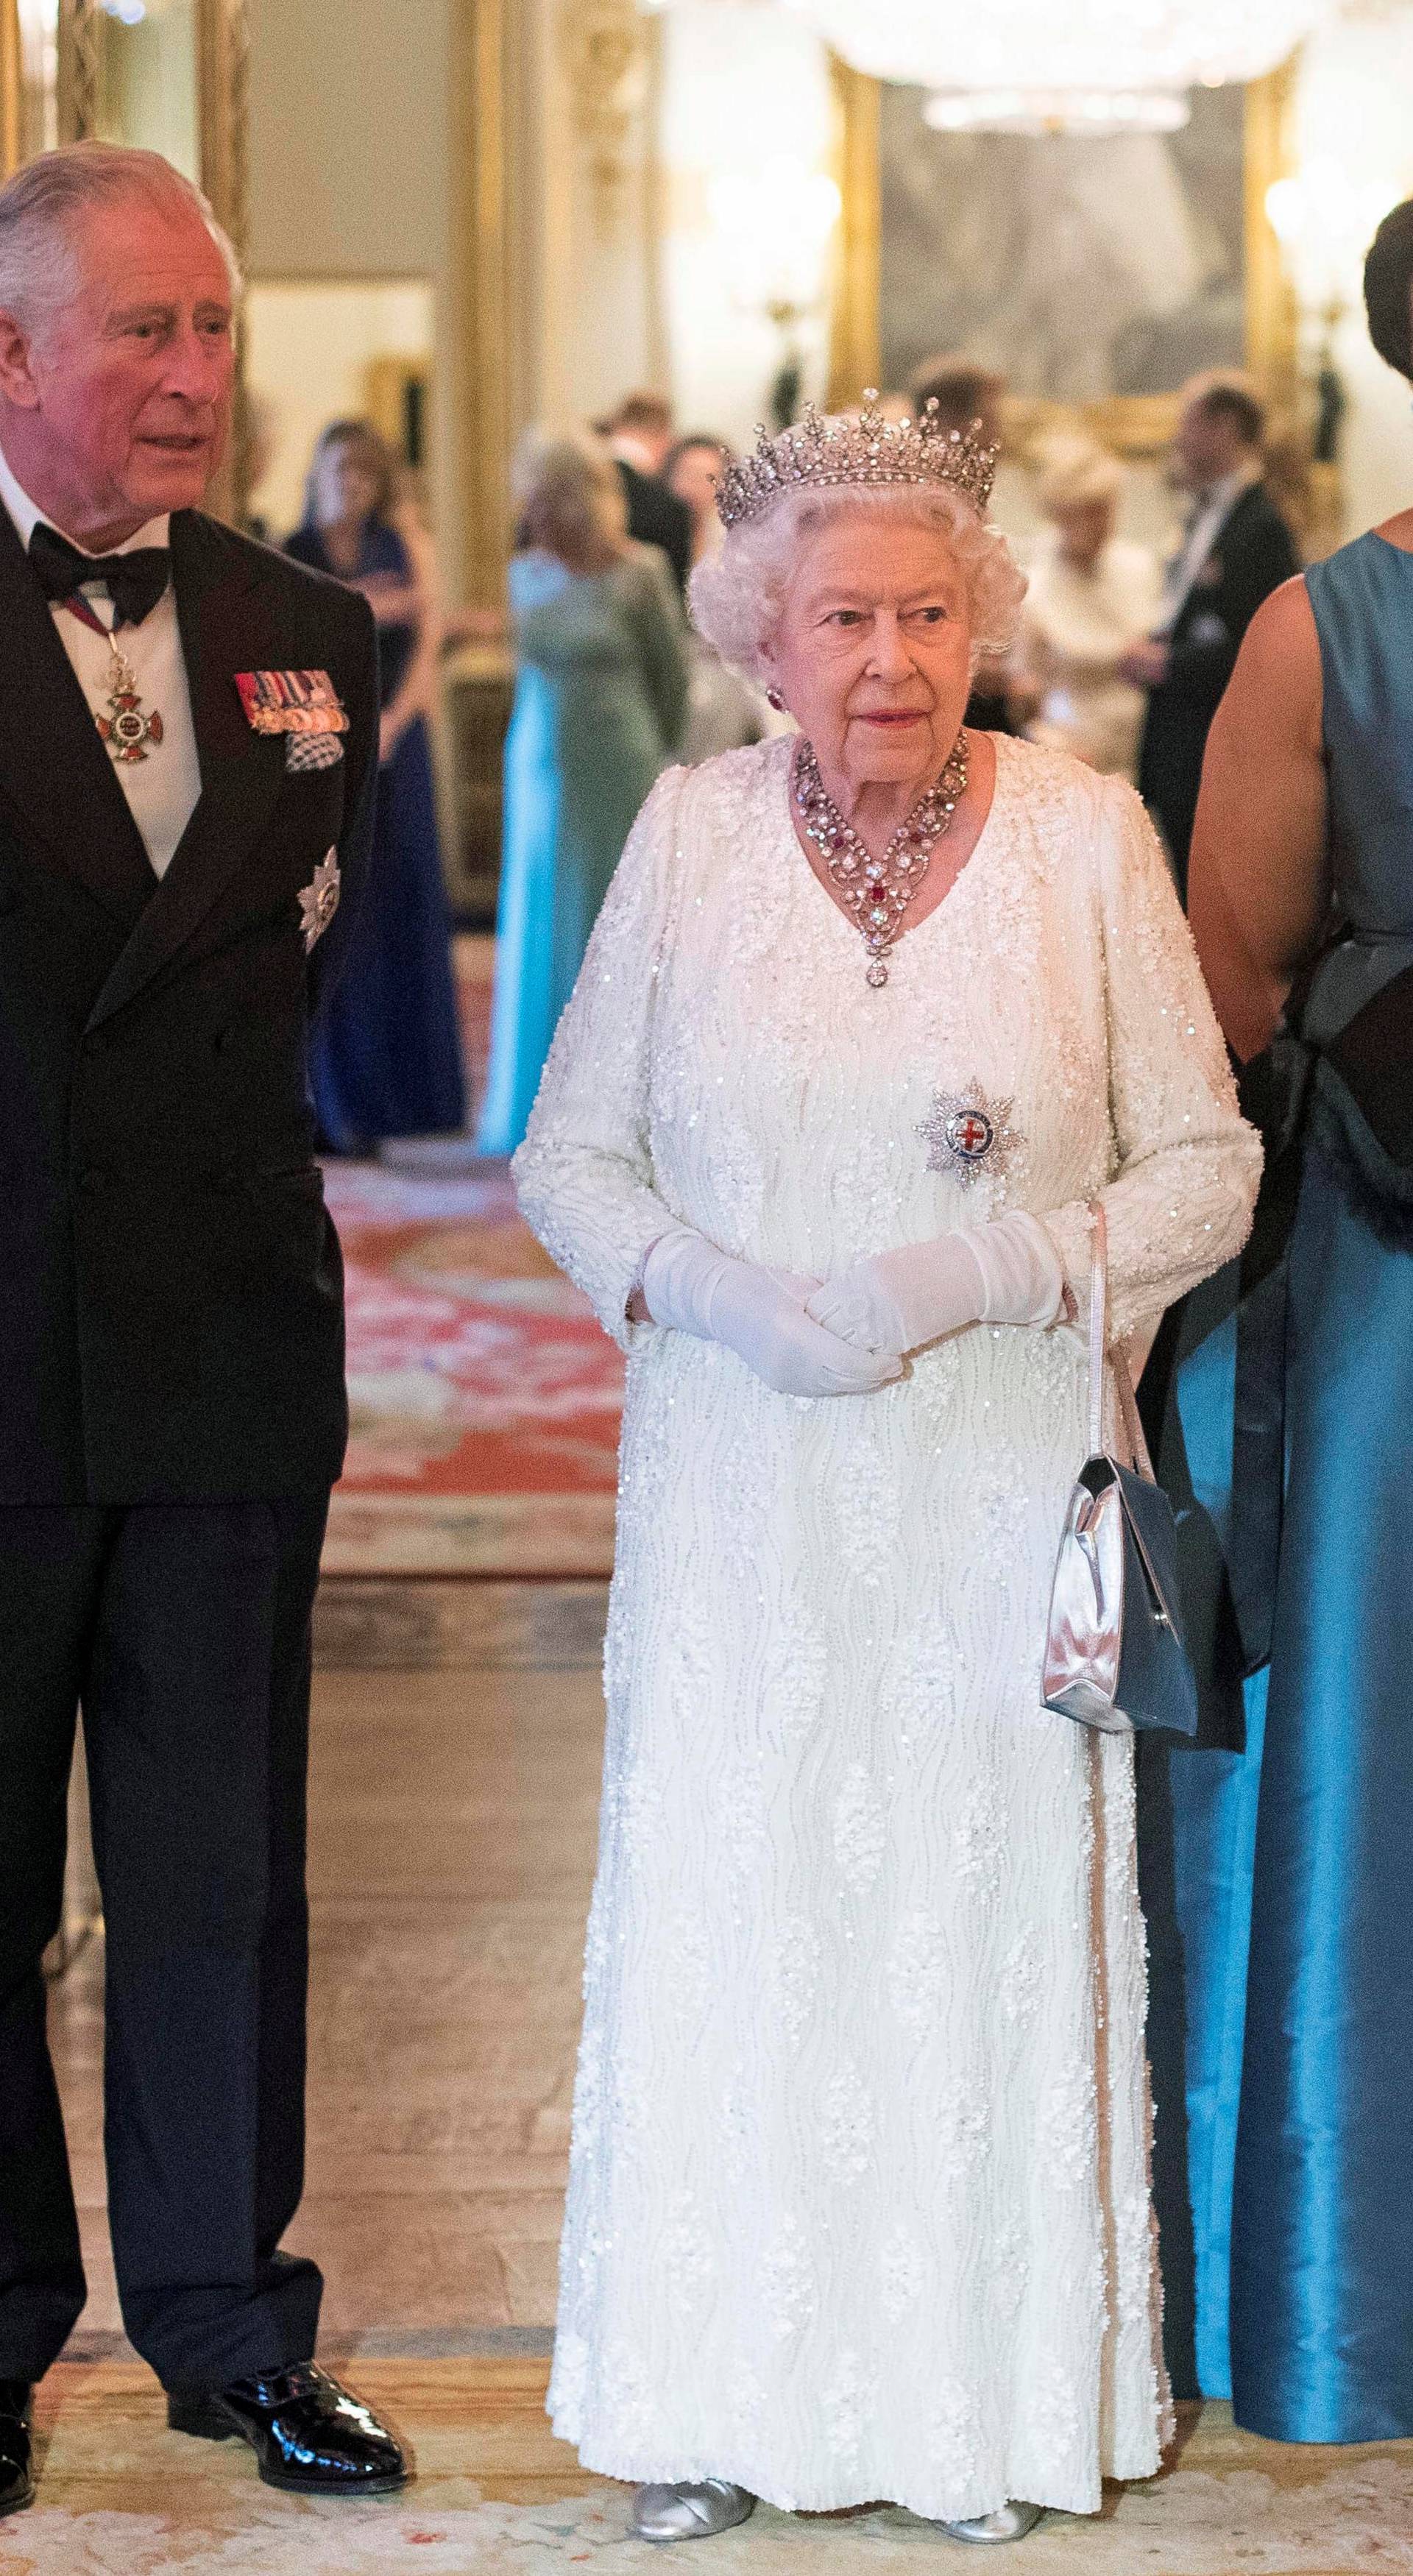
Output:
top-left (793, 732), bottom-right (968, 997)
top-left (96, 635), bottom-right (163, 765)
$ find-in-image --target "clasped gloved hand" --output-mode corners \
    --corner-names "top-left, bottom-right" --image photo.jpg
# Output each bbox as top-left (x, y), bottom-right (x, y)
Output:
top-left (805, 1209), bottom-right (1065, 1357)
top-left (641, 1227), bottom-right (905, 1398)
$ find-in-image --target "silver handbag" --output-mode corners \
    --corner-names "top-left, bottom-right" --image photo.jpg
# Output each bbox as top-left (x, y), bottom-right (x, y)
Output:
top-left (1042, 1203), bottom-right (1198, 1738)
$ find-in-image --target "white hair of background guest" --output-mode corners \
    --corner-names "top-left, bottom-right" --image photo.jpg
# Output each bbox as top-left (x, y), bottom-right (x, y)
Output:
top-left (0, 141), bottom-right (242, 335)
top-left (689, 484), bottom-right (1028, 686)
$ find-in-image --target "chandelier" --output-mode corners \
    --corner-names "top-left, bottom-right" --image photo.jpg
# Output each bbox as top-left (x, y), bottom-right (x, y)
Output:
top-left (803, 1), bottom-right (1335, 134)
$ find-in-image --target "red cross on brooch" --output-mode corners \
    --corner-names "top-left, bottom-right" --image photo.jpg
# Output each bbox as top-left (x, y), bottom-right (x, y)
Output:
top-left (917, 1084), bottom-right (1021, 1187)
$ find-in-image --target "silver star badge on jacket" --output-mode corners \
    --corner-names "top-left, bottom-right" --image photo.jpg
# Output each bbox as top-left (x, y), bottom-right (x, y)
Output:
top-left (918, 1081), bottom-right (1021, 1185)
top-left (298, 848), bottom-right (341, 953)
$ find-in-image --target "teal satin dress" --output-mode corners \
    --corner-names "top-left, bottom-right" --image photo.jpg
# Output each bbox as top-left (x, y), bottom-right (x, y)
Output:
top-left (477, 548), bottom-right (687, 1156)
top-left (1143, 531), bottom-right (1413, 2438)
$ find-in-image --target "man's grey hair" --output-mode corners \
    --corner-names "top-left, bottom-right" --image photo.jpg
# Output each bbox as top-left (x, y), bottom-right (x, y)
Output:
top-left (0, 142), bottom-right (242, 333)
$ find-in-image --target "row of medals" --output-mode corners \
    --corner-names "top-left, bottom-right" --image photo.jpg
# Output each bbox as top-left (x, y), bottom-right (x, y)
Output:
top-left (793, 732), bottom-right (969, 987)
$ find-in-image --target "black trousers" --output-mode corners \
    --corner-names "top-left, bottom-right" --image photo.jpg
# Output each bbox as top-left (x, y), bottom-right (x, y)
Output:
top-left (0, 1498), bottom-right (329, 2390)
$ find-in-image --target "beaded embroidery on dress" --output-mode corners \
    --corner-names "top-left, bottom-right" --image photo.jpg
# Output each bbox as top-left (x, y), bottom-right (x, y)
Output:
top-left (514, 732), bottom-right (1259, 2523)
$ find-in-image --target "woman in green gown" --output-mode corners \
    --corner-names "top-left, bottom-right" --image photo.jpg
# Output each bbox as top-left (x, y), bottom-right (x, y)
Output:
top-left (478, 429), bottom-right (688, 1154)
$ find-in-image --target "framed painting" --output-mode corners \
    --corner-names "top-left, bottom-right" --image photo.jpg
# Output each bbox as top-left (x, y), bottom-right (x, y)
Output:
top-left (827, 54), bottom-right (1298, 457)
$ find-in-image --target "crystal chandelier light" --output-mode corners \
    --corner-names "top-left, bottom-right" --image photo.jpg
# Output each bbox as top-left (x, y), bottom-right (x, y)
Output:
top-left (805, 1), bottom-right (1336, 134)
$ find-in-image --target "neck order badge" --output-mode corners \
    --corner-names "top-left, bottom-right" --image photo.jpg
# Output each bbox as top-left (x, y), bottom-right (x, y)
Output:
top-left (95, 632), bottom-right (163, 763)
top-left (26, 522), bottom-right (172, 766)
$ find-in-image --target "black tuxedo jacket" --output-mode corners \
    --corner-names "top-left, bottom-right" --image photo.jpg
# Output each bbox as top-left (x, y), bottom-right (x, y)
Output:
top-left (1138, 481), bottom-right (1299, 887)
top-left (615, 459), bottom-right (693, 594)
top-left (0, 503), bottom-right (378, 1503)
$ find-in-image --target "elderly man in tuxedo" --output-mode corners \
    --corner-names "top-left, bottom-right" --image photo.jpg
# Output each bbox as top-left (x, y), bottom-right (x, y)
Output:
top-left (0, 144), bottom-right (406, 2513)
top-left (1123, 370), bottom-right (1299, 899)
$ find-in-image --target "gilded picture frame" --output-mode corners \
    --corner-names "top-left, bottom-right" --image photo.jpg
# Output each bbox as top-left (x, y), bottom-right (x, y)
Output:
top-left (0, 1), bottom-right (252, 512)
top-left (49, 0), bottom-right (249, 258)
top-left (826, 53), bottom-right (1299, 459)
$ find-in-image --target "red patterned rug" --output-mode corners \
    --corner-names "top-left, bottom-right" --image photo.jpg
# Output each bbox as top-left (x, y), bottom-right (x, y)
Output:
top-left (322, 1147), bottom-right (623, 1578)
top-left (319, 935), bottom-right (620, 1577)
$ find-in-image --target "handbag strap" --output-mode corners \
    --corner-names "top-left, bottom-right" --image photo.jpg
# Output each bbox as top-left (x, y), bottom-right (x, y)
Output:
top-left (1088, 1200), bottom-right (1108, 1459)
top-left (1088, 1197), bottom-right (1157, 1482)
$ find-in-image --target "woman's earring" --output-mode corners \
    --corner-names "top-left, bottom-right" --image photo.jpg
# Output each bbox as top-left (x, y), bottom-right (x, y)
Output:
top-left (765, 687), bottom-right (785, 711)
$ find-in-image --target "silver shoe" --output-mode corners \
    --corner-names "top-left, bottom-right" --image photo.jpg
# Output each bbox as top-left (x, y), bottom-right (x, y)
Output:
top-left (630, 2480), bottom-right (756, 2544)
top-left (942, 2502), bottom-right (1043, 2544)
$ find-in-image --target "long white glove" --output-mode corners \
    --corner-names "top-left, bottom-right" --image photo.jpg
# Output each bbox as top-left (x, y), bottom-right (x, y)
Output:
top-left (642, 1226), bottom-right (904, 1398)
top-left (804, 1210), bottom-right (1066, 1357)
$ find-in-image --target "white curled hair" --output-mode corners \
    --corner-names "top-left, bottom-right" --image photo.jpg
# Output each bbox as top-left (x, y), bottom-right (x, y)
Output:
top-left (690, 483), bottom-right (1027, 684)
top-left (0, 142), bottom-right (242, 334)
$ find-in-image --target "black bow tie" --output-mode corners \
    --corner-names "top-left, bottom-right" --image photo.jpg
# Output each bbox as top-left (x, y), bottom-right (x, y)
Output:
top-left (28, 520), bottom-right (171, 629)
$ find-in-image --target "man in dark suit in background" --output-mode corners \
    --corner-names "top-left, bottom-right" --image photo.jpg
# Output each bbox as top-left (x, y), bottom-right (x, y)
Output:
top-left (603, 388), bottom-right (694, 593)
top-left (1125, 371), bottom-right (1300, 899)
top-left (907, 353), bottom-right (1015, 735)
top-left (0, 142), bottom-right (406, 2513)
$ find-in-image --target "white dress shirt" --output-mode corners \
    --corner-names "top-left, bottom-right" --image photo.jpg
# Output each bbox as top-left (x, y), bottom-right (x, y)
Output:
top-left (0, 442), bottom-right (202, 877)
top-left (1153, 460), bottom-right (1263, 640)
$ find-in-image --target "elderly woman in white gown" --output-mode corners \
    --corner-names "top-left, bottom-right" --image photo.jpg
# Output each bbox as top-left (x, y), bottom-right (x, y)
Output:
top-left (513, 401), bottom-right (1260, 2547)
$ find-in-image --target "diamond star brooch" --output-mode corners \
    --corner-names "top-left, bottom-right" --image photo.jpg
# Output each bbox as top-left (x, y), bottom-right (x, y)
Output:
top-left (297, 847), bottom-right (341, 953)
top-left (917, 1082), bottom-right (1021, 1186)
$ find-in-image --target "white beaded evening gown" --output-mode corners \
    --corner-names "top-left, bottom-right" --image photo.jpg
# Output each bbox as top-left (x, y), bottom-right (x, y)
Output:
top-left (513, 733), bottom-right (1259, 2523)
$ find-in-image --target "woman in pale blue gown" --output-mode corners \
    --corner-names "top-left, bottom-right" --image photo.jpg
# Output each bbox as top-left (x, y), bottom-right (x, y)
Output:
top-left (1142, 199), bottom-right (1413, 2444)
top-left (478, 431), bottom-right (687, 1155)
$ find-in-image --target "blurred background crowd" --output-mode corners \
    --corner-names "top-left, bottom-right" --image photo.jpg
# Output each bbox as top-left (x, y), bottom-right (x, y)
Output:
top-left (32, 0), bottom-right (1410, 1168)
top-left (272, 358), bottom-right (1300, 1158)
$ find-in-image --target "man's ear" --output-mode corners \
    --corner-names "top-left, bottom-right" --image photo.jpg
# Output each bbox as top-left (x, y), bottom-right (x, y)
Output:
top-left (0, 309), bottom-right (42, 411)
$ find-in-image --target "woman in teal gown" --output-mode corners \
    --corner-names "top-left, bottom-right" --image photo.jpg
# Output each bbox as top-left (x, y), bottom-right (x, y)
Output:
top-left (478, 431), bottom-right (687, 1155)
top-left (1144, 198), bottom-right (1413, 2443)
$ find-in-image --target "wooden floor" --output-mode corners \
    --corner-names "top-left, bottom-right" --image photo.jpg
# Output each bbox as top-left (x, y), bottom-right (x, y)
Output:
top-left (32, 1578), bottom-right (1413, 2572)
top-left (52, 1579), bottom-right (609, 2357)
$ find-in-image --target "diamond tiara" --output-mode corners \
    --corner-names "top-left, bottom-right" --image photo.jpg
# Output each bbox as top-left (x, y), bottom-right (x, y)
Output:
top-left (715, 392), bottom-right (999, 531)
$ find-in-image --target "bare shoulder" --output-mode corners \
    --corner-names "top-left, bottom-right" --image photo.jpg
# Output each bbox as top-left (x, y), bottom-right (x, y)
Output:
top-left (1238, 570), bottom-right (1318, 665)
top-left (1220, 572), bottom-right (1321, 743)
top-left (1374, 506), bottom-right (1413, 551)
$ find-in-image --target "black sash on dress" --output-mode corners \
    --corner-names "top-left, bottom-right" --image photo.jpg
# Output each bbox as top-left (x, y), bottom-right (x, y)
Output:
top-left (1226, 955), bottom-right (1413, 1673)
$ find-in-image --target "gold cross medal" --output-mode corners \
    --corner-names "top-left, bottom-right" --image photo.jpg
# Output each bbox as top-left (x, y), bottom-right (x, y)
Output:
top-left (97, 634), bottom-right (163, 765)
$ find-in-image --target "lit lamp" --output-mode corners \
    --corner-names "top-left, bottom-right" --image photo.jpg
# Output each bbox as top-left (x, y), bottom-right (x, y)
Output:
top-left (1266, 158), bottom-right (1392, 465)
top-left (706, 154), bottom-right (841, 426)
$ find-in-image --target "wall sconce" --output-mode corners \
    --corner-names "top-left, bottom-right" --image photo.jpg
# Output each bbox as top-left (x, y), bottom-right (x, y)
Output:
top-left (706, 152), bottom-right (840, 423)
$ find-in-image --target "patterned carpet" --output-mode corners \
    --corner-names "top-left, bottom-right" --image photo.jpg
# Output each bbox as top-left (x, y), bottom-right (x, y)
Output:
top-left (13, 2371), bottom-right (1413, 2575)
top-left (318, 933), bottom-right (621, 1578)
top-left (322, 1158), bottom-right (622, 1577)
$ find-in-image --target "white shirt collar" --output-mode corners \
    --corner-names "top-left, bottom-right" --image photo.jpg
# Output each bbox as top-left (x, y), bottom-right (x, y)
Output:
top-left (1190, 459), bottom-right (1262, 526)
top-left (0, 438), bottom-right (170, 557)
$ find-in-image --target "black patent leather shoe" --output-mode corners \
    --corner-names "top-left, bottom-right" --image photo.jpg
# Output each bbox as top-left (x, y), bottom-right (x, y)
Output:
top-left (0, 2382), bottom-right (35, 2516)
top-left (167, 2363), bottom-right (408, 2495)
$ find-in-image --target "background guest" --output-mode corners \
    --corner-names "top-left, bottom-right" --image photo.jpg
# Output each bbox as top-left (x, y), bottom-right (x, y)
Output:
top-left (664, 431), bottom-right (729, 565)
top-left (476, 427), bottom-right (687, 1157)
top-left (1123, 371), bottom-right (1299, 897)
top-left (664, 430), bottom-right (777, 764)
top-left (1016, 439), bottom-right (1159, 778)
top-left (1141, 197), bottom-right (1413, 2448)
top-left (603, 388), bottom-right (693, 594)
top-left (287, 419), bottom-right (466, 1152)
top-left (906, 351), bottom-right (1014, 732)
